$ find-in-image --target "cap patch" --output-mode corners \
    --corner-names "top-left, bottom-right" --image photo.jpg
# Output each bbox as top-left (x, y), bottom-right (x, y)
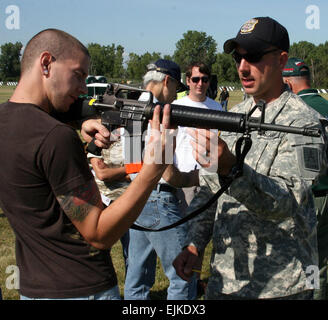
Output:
top-left (283, 68), bottom-right (295, 72)
top-left (240, 19), bottom-right (259, 34)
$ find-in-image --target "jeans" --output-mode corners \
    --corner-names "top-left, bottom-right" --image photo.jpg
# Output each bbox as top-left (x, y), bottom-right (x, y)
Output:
top-left (220, 100), bottom-right (228, 111)
top-left (120, 231), bottom-right (130, 276)
top-left (314, 195), bottom-right (328, 300)
top-left (20, 286), bottom-right (121, 300)
top-left (124, 189), bottom-right (197, 300)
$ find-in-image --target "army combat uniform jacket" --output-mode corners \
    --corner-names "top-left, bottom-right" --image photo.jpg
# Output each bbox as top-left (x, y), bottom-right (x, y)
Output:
top-left (186, 88), bottom-right (327, 299)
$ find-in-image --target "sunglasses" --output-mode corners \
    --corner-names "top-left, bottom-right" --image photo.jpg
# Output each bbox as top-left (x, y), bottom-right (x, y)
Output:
top-left (232, 48), bottom-right (280, 64)
top-left (190, 76), bottom-right (209, 84)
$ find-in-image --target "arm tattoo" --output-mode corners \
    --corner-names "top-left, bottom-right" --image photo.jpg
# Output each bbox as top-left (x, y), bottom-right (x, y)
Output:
top-left (57, 179), bottom-right (101, 222)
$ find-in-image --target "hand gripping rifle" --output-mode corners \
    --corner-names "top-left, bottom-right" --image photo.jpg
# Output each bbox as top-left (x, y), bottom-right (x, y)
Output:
top-left (77, 83), bottom-right (321, 231)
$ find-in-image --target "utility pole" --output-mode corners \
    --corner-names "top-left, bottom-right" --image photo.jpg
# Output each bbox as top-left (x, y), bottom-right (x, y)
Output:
top-left (311, 58), bottom-right (315, 86)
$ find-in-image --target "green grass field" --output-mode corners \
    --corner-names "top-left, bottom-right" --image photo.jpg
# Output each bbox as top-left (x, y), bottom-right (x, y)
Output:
top-left (1, 85), bottom-right (327, 300)
top-left (0, 205), bottom-right (212, 300)
top-left (0, 86), bottom-right (15, 103)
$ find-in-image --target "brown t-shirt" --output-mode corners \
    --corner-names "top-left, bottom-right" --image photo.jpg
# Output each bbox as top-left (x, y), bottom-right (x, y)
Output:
top-left (0, 102), bottom-right (117, 298)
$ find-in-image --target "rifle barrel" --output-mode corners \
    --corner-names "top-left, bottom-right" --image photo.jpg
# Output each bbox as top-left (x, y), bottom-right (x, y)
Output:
top-left (148, 103), bottom-right (245, 132)
top-left (145, 103), bottom-right (321, 137)
top-left (248, 122), bottom-right (321, 137)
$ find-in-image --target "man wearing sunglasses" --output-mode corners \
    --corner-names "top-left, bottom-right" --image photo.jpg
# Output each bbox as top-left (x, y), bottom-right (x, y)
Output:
top-left (124, 59), bottom-right (198, 300)
top-left (172, 17), bottom-right (327, 300)
top-left (173, 62), bottom-right (222, 207)
top-left (171, 63), bottom-right (222, 295)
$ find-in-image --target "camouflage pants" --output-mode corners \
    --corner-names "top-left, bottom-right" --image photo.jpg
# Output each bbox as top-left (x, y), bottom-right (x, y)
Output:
top-left (313, 258), bottom-right (328, 300)
top-left (205, 290), bottom-right (314, 300)
top-left (314, 195), bottom-right (328, 300)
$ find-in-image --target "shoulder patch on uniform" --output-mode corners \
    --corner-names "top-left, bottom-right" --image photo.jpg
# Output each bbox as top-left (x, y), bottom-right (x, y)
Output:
top-left (303, 147), bottom-right (320, 171)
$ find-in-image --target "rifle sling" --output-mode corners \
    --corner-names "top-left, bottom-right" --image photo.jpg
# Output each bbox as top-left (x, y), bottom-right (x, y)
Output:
top-left (130, 135), bottom-right (252, 232)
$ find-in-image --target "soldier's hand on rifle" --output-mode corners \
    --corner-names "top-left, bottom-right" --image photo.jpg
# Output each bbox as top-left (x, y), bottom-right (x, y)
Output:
top-left (81, 119), bottom-right (111, 149)
top-left (173, 245), bottom-right (200, 282)
top-left (187, 128), bottom-right (236, 176)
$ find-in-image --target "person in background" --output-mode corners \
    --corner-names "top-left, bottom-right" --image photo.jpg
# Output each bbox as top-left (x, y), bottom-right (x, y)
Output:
top-left (219, 86), bottom-right (230, 111)
top-left (124, 59), bottom-right (197, 300)
top-left (88, 129), bottom-right (130, 276)
top-left (172, 62), bottom-right (222, 296)
top-left (283, 57), bottom-right (328, 300)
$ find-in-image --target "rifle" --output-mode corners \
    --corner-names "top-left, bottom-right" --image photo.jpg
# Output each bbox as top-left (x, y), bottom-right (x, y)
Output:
top-left (73, 83), bottom-right (322, 231)
top-left (80, 83), bottom-right (321, 162)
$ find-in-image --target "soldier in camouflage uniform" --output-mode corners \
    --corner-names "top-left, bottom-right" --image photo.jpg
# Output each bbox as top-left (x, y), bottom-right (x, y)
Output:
top-left (282, 58), bottom-right (328, 300)
top-left (88, 132), bottom-right (131, 273)
top-left (172, 17), bottom-right (327, 299)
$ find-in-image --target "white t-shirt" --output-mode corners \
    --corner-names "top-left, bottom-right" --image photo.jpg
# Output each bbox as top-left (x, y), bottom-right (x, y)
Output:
top-left (173, 96), bottom-right (222, 172)
top-left (129, 91), bottom-right (170, 184)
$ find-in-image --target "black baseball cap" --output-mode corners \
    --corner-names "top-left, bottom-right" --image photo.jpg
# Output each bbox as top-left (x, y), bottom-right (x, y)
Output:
top-left (282, 57), bottom-right (310, 77)
top-left (147, 59), bottom-right (188, 92)
top-left (224, 17), bottom-right (290, 54)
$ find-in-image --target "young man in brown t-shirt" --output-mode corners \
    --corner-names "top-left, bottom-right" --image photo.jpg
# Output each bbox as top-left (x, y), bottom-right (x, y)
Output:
top-left (0, 28), bottom-right (174, 299)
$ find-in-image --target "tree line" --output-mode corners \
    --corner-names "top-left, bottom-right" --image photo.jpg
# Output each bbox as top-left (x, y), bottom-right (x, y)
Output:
top-left (0, 30), bottom-right (327, 87)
